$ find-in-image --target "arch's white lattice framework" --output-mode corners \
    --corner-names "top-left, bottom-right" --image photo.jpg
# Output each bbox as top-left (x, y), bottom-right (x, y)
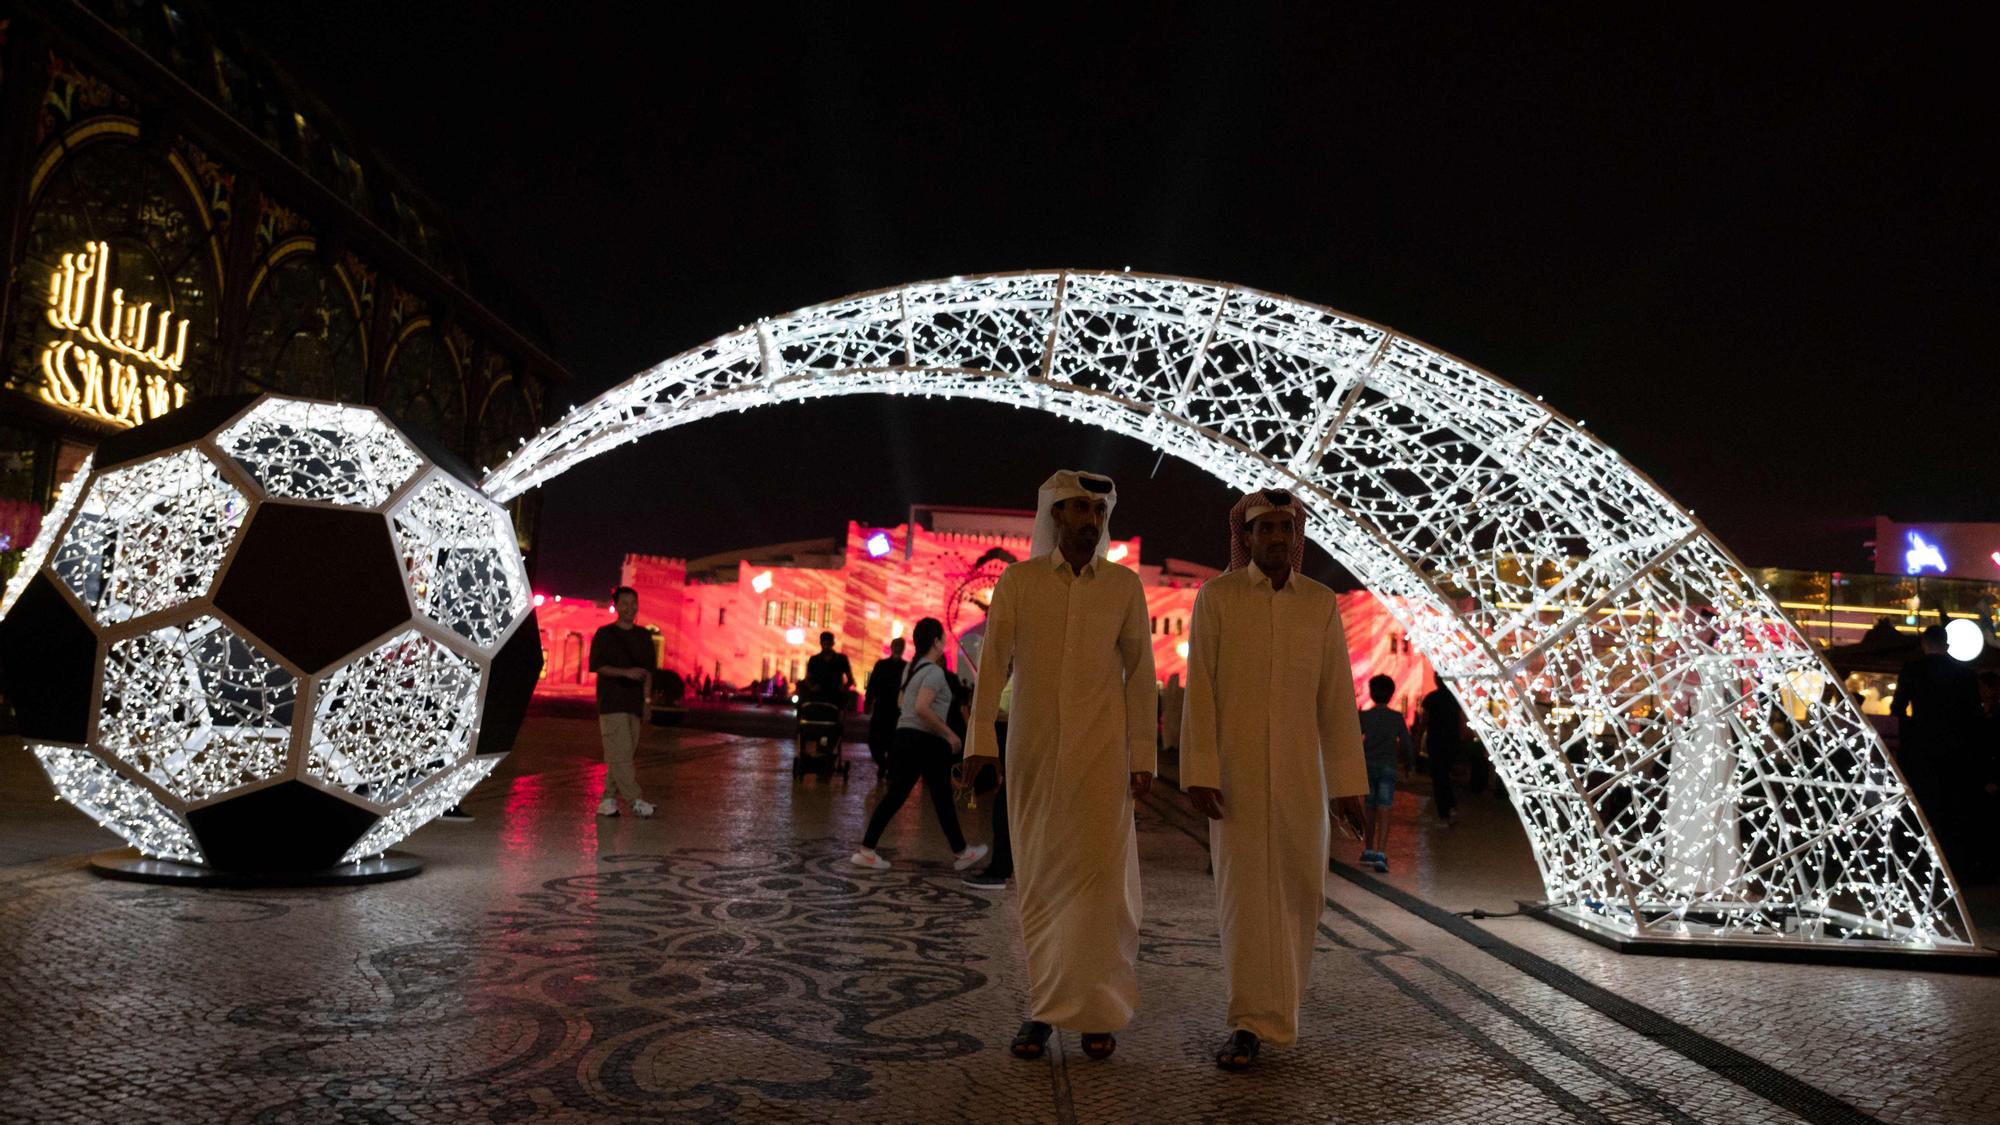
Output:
top-left (485, 270), bottom-right (1975, 952)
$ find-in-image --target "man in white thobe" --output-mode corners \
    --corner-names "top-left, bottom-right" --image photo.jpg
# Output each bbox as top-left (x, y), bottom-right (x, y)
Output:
top-left (1180, 487), bottom-right (1366, 1069)
top-left (962, 470), bottom-right (1158, 1062)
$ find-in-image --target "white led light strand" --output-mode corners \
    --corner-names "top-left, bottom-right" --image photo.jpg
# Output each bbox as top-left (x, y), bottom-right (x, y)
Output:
top-left (30, 744), bottom-right (204, 863)
top-left (340, 755), bottom-right (500, 864)
top-left (391, 475), bottom-right (530, 650)
top-left (306, 627), bottom-right (482, 806)
top-left (52, 448), bottom-right (245, 624)
top-left (484, 269), bottom-right (1974, 951)
top-left (99, 615), bottom-right (295, 801)
top-left (0, 452), bottom-right (91, 617)
top-left (218, 398), bottom-right (423, 507)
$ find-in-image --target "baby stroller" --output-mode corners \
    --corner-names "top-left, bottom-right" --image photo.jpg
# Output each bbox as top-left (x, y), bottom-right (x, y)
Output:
top-left (793, 695), bottom-right (850, 782)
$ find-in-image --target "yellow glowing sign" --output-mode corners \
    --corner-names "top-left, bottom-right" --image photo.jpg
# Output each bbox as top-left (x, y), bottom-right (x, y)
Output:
top-left (38, 241), bottom-right (190, 427)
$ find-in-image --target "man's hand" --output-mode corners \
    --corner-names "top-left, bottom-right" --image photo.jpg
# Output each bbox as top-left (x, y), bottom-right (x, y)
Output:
top-left (1129, 771), bottom-right (1154, 799)
top-left (1186, 785), bottom-right (1224, 820)
top-left (960, 753), bottom-right (1000, 788)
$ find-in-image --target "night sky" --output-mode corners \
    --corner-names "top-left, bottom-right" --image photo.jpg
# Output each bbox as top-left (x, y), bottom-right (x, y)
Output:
top-left (211, 5), bottom-right (1995, 595)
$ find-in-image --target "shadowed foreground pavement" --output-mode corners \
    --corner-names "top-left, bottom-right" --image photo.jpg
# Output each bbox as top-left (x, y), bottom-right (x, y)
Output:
top-left (1, 717), bottom-right (1996, 1124)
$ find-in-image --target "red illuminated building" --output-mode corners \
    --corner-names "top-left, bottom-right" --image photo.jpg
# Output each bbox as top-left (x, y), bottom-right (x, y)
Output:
top-left (534, 505), bottom-right (1439, 713)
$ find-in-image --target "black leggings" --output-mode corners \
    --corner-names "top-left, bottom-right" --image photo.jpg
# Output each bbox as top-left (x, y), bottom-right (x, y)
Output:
top-left (862, 727), bottom-right (966, 853)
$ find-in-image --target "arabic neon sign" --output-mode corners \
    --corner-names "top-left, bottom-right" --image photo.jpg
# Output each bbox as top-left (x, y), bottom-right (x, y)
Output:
top-left (38, 241), bottom-right (190, 427)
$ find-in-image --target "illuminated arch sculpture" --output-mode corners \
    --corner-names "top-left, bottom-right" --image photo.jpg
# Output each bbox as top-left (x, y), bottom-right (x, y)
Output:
top-left (485, 270), bottom-right (1978, 953)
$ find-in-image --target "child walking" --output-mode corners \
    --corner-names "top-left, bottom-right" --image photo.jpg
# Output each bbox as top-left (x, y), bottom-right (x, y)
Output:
top-left (1357, 674), bottom-right (1411, 873)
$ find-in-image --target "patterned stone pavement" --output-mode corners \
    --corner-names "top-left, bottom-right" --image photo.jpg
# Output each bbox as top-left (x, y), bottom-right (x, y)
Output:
top-left (0, 717), bottom-right (1994, 1124)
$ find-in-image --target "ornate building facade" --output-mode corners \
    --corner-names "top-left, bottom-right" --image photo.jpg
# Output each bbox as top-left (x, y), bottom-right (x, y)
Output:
top-left (531, 505), bottom-right (1442, 718)
top-left (0, 0), bottom-right (565, 579)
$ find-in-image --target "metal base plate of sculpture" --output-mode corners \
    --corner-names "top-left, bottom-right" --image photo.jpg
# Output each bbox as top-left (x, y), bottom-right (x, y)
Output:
top-left (86, 847), bottom-right (423, 887)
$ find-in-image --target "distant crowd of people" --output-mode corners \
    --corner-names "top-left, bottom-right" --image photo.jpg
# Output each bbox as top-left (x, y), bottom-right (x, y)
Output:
top-left (645, 636), bottom-right (861, 711)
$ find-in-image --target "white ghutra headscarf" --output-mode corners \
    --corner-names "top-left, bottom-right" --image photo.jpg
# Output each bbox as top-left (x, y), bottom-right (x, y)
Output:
top-left (1030, 469), bottom-right (1118, 560)
top-left (1227, 487), bottom-right (1309, 572)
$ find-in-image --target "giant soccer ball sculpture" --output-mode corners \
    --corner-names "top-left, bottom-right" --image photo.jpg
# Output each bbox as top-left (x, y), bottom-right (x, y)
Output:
top-left (0, 395), bottom-right (542, 875)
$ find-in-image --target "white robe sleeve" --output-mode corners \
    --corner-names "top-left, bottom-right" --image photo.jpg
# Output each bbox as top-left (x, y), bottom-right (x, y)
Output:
top-left (967, 566), bottom-right (1015, 761)
top-left (1318, 598), bottom-right (1366, 799)
top-left (1118, 575), bottom-right (1160, 775)
top-left (1178, 582), bottom-right (1223, 792)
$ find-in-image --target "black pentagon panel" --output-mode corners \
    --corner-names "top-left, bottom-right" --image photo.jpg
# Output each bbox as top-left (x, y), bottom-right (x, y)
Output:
top-left (185, 780), bottom-right (377, 871)
top-left (474, 609), bottom-right (544, 758)
top-left (92, 394), bottom-right (260, 470)
top-left (213, 502), bottom-right (410, 673)
top-left (379, 408), bottom-right (480, 487)
top-left (0, 573), bottom-right (99, 743)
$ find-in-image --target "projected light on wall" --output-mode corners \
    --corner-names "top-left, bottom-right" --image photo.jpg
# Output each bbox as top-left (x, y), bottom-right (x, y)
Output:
top-left (0, 395), bottom-right (543, 872)
top-left (865, 530), bottom-right (893, 558)
top-left (1905, 531), bottom-right (1948, 575)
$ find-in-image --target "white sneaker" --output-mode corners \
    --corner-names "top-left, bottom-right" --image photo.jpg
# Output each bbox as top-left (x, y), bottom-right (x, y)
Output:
top-left (597, 798), bottom-right (619, 817)
top-left (631, 800), bottom-right (656, 818)
top-left (850, 848), bottom-right (891, 870)
top-left (953, 844), bottom-right (990, 871)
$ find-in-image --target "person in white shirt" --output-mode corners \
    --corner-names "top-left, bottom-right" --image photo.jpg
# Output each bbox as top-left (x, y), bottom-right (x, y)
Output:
top-left (1180, 487), bottom-right (1367, 1070)
top-left (962, 469), bottom-right (1158, 1063)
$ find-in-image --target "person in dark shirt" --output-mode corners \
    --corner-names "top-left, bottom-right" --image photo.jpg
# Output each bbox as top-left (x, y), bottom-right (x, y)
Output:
top-left (1893, 625), bottom-right (1983, 862)
top-left (1357, 675), bottom-right (1412, 872)
top-left (1419, 684), bottom-right (1466, 826)
top-left (1975, 670), bottom-right (2000, 880)
top-left (862, 639), bottom-right (907, 775)
top-left (805, 631), bottom-right (856, 707)
top-left (590, 586), bottom-right (657, 818)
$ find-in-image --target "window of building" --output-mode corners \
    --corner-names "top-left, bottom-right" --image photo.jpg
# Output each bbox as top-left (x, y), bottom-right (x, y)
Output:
top-left (717, 607), bottom-right (727, 626)
top-left (764, 600), bottom-right (778, 626)
top-left (239, 239), bottom-right (368, 402)
top-left (382, 325), bottom-right (468, 457)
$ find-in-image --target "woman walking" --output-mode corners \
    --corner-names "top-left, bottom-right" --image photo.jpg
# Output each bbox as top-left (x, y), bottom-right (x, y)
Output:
top-left (851, 618), bottom-right (988, 871)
